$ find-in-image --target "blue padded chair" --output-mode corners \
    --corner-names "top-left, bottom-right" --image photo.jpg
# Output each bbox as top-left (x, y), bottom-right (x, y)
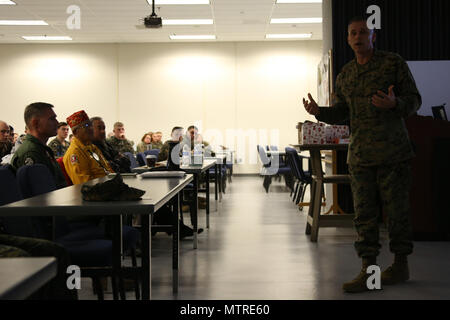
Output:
top-left (1, 165), bottom-right (112, 299)
top-left (17, 164), bottom-right (140, 300)
top-left (16, 163), bottom-right (140, 250)
top-left (208, 165), bottom-right (227, 194)
top-left (136, 152), bottom-right (146, 167)
top-left (285, 148), bottom-right (312, 209)
top-left (144, 149), bottom-right (160, 159)
top-left (257, 145), bottom-right (293, 193)
top-left (257, 145), bottom-right (271, 169)
top-left (0, 165), bottom-right (38, 238)
top-left (123, 152), bottom-right (139, 169)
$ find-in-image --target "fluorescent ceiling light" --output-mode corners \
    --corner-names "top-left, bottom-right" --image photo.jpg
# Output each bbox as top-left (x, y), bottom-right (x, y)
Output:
top-left (276, 0), bottom-right (322, 3)
top-left (266, 33), bottom-right (312, 39)
top-left (271, 17), bottom-right (322, 24)
top-left (163, 19), bottom-right (213, 25)
top-left (22, 36), bottom-right (72, 41)
top-left (0, 0), bottom-right (16, 5)
top-left (0, 20), bottom-right (48, 26)
top-left (170, 34), bottom-right (216, 40)
top-left (148, 0), bottom-right (210, 5)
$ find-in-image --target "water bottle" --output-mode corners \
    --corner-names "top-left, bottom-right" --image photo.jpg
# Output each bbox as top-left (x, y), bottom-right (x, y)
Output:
top-left (193, 143), bottom-right (203, 165)
top-left (182, 144), bottom-right (190, 166)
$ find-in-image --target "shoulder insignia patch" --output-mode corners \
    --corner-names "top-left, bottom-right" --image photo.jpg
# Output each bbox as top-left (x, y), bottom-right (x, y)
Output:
top-left (70, 154), bottom-right (79, 164)
top-left (24, 158), bottom-right (34, 166)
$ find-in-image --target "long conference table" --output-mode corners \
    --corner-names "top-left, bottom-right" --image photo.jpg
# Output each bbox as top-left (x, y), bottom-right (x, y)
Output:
top-left (134, 159), bottom-right (218, 249)
top-left (0, 174), bottom-right (194, 300)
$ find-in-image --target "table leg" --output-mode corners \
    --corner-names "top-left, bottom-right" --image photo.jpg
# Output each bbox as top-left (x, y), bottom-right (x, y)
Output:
top-left (193, 173), bottom-right (199, 249)
top-left (214, 164), bottom-right (218, 211)
top-left (310, 179), bottom-right (323, 242)
top-left (305, 179), bottom-right (315, 235)
top-left (218, 163), bottom-right (222, 202)
top-left (206, 168), bottom-right (210, 229)
top-left (172, 193), bottom-right (179, 294)
top-left (140, 213), bottom-right (151, 300)
top-left (110, 215), bottom-right (123, 300)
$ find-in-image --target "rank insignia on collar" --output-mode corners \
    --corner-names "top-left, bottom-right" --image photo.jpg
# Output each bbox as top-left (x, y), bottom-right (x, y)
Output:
top-left (24, 158), bottom-right (34, 166)
top-left (70, 154), bottom-right (78, 164)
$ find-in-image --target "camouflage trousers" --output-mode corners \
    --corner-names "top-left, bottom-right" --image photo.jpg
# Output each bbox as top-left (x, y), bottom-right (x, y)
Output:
top-left (0, 234), bottom-right (78, 300)
top-left (348, 161), bottom-right (414, 258)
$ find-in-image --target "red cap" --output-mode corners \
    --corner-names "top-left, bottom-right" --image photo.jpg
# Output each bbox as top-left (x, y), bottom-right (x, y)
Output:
top-left (66, 110), bottom-right (89, 129)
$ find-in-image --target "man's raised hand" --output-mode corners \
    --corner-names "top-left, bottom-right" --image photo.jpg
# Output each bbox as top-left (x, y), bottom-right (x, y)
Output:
top-left (303, 93), bottom-right (319, 116)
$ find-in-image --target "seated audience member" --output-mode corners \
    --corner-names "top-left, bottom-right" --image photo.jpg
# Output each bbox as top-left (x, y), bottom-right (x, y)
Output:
top-left (91, 116), bottom-right (131, 173)
top-left (136, 132), bottom-right (153, 153)
top-left (1, 126), bottom-right (28, 165)
top-left (11, 103), bottom-right (67, 189)
top-left (63, 111), bottom-right (113, 185)
top-left (106, 121), bottom-right (135, 154)
top-left (0, 120), bottom-right (13, 158)
top-left (0, 233), bottom-right (77, 300)
top-left (151, 131), bottom-right (163, 150)
top-left (158, 126), bottom-right (184, 162)
top-left (48, 122), bottom-right (70, 158)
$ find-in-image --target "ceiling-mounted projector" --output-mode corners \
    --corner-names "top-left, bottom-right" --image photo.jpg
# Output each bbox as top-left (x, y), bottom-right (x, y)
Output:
top-left (144, 14), bottom-right (162, 28)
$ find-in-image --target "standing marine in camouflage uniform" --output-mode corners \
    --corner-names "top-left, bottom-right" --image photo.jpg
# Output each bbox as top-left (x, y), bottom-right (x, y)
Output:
top-left (106, 121), bottom-right (135, 154)
top-left (303, 17), bottom-right (421, 293)
top-left (47, 122), bottom-right (70, 158)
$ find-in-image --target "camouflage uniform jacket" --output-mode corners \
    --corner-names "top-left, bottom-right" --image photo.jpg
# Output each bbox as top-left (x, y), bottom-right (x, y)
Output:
top-left (136, 142), bottom-right (152, 153)
top-left (137, 141), bottom-right (164, 153)
top-left (47, 137), bottom-right (70, 158)
top-left (11, 134), bottom-right (67, 189)
top-left (316, 50), bottom-right (422, 167)
top-left (158, 140), bottom-right (171, 161)
top-left (151, 141), bottom-right (163, 150)
top-left (93, 140), bottom-right (131, 173)
top-left (106, 136), bottom-right (135, 154)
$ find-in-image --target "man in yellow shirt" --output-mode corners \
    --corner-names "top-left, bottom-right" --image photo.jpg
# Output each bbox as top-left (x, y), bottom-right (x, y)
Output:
top-left (63, 110), bottom-right (113, 184)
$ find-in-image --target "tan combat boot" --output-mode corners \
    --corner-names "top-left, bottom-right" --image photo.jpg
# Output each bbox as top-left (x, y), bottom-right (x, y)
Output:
top-left (342, 257), bottom-right (377, 293)
top-left (381, 255), bottom-right (409, 285)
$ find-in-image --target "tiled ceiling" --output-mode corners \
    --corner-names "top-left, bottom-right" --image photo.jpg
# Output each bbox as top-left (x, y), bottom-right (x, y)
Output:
top-left (0, 0), bottom-right (323, 43)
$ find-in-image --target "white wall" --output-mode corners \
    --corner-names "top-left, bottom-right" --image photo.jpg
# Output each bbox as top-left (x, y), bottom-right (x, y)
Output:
top-left (0, 41), bottom-right (322, 173)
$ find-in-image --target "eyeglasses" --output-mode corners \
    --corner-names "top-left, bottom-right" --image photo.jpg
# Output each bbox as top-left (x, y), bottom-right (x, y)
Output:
top-left (0, 130), bottom-right (10, 134)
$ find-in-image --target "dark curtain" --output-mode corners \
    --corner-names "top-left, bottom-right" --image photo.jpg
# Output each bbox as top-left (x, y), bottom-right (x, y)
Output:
top-left (332, 0), bottom-right (450, 79)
